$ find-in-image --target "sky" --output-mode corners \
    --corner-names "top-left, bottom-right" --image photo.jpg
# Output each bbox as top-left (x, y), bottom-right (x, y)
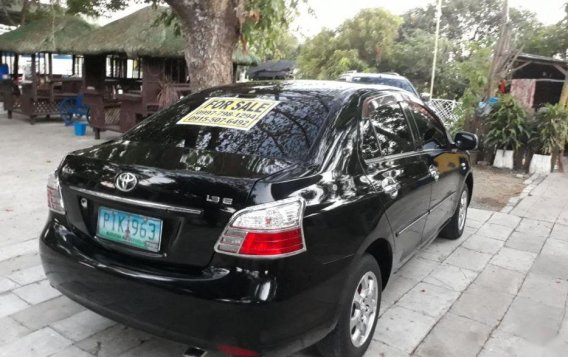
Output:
top-left (99, 0), bottom-right (567, 38)
top-left (291, 0), bottom-right (567, 38)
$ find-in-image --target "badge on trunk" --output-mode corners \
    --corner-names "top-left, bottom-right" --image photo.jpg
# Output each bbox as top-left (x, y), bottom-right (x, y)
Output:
top-left (115, 172), bottom-right (138, 192)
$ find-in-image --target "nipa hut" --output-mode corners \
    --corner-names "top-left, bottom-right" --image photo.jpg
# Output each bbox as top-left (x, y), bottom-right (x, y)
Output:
top-left (0, 15), bottom-right (93, 122)
top-left (61, 6), bottom-right (259, 138)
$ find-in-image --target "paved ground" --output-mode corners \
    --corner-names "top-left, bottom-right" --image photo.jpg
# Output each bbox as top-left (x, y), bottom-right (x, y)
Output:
top-left (1, 112), bottom-right (568, 357)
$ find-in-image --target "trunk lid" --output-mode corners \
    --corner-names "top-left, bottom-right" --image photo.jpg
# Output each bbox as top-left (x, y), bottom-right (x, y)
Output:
top-left (58, 140), bottom-right (294, 267)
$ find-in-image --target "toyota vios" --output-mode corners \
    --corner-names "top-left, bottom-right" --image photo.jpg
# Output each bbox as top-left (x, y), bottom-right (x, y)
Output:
top-left (41, 81), bottom-right (477, 357)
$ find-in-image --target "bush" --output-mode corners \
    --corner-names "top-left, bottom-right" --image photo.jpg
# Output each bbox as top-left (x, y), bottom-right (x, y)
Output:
top-left (534, 104), bottom-right (568, 154)
top-left (484, 94), bottom-right (529, 152)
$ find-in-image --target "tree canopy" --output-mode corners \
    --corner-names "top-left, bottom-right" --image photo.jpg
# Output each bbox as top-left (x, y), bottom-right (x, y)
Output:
top-left (335, 9), bottom-right (402, 68)
top-left (297, 0), bottom-right (568, 99)
top-left (297, 9), bottom-right (401, 79)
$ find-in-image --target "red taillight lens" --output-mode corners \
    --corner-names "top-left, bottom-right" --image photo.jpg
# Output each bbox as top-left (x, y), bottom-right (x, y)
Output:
top-left (238, 228), bottom-right (303, 256)
top-left (214, 198), bottom-right (306, 258)
top-left (217, 344), bottom-right (259, 357)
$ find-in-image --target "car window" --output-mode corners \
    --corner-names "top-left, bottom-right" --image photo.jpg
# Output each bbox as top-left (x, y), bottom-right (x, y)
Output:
top-left (359, 118), bottom-right (382, 160)
top-left (408, 103), bottom-right (448, 150)
top-left (122, 90), bottom-right (332, 162)
top-left (362, 95), bottom-right (415, 157)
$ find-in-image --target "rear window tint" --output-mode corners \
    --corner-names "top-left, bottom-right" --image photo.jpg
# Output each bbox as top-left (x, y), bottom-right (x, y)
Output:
top-left (123, 90), bottom-right (332, 162)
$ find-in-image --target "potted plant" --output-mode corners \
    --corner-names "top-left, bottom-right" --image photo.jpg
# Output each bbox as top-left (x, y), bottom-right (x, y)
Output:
top-left (484, 95), bottom-right (528, 170)
top-left (530, 104), bottom-right (568, 174)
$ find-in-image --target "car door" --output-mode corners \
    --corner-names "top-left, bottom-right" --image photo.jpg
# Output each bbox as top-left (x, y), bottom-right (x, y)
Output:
top-left (358, 92), bottom-right (432, 263)
top-left (405, 101), bottom-right (462, 241)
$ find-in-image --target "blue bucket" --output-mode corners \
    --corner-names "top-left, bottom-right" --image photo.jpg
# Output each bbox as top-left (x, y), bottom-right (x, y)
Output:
top-left (74, 122), bottom-right (88, 136)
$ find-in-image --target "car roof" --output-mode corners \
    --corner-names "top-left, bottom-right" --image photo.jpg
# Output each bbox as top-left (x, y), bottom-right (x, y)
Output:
top-left (202, 80), bottom-right (408, 102)
top-left (346, 73), bottom-right (420, 96)
top-left (351, 72), bottom-right (406, 79)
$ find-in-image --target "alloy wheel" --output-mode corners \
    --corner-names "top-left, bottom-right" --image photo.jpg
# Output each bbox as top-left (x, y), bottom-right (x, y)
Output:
top-left (458, 189), bottom-right (468, 231)
top-left (349, 271), bottom-right (379, 347)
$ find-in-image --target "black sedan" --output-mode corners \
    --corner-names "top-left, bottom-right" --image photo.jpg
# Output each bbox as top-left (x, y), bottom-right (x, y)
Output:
top-left (41, 81), bottom-right (477, 357)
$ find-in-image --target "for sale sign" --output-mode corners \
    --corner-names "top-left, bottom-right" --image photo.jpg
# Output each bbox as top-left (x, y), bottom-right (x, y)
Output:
top-left (177, 97), bottom-right (280, 131)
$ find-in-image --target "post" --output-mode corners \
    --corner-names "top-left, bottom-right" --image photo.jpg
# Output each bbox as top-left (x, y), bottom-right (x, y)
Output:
top-left (467, 0), bottom-right (510, 136)
top-left (48, 53), bottom-right (53, 76)
top-left (559, 79), bottom-right (568, 108)
top-left (13, 54), bottom-right (19, 80)
top-left (72, 55), bottom-right (76, 76)
top-left (429, 0), bottom-right (443, 97)
top-left (485, 0), bottom-right (510, 99)
top-left (31, 53), bottom-right (37, 98)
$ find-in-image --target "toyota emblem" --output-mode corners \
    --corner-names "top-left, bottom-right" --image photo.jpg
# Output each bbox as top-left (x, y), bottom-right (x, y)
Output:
top-left (115, 172), bottom-right (138, 192)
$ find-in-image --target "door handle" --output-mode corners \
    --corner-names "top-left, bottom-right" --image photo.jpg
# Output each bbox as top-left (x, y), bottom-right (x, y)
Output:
top-left (381, 177), bottom-right (400, 199)
top-left (429, 165), bottom-right (440, 182)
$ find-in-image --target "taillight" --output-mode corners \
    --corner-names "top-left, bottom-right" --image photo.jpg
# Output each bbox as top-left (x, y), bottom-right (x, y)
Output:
top-left (217, 344), bottom-right (259, 357)
top-left (214, 197), bottom-right (306, 258)
top-left (47, 172), bottom-right (65, 214)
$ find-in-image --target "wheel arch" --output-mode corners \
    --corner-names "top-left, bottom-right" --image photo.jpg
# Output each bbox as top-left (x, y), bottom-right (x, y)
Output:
top-left (465, 172), bottom-right (474, 204)
top-left (364, 238), bottom-right (393, 289)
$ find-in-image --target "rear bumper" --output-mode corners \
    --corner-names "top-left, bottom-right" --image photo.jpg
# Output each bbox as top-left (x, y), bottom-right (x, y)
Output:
top-left (40, 217), bottom-right (349, 356)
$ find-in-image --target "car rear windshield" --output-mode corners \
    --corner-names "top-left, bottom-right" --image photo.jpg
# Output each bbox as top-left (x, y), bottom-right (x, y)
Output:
top-left (122, 89), bottom-right (332, 162)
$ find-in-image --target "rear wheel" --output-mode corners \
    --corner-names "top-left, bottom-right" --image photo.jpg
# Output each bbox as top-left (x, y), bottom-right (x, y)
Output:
top-left (317, 254), bottom-right (382, 357)
top-left (440, 185), bottom-right (469, 239)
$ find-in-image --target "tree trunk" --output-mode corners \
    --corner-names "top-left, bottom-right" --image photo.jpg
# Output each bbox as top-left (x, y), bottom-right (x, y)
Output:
top-left (559, 80), bottom-right (568, 108)
top-left (513, 149), bottom-right (524, 171)
top-left (166, 0), bottom-right (239, 93)
top-left (524, 148), bottom-right (534, 174)
top-left (557, 149), bottom-right (565, 173)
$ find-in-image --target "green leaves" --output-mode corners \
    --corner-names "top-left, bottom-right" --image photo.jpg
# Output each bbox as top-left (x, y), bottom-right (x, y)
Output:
top-left (320, 50), bottom-right (369, 79)
top-left (534, 104), bottom-right (568, 154)
top-left (484, 95), bottom-right (529, 151)
top-left (297, 29), bottom-right (340, 79)
top-left (484, 98), bottom-right (568, 157)
top-left (297, 8), bottom-right (401, 79)
top-left (240, 0), bottom-right (304, 60)
top-left (335, 8), bottom-right (402, 68)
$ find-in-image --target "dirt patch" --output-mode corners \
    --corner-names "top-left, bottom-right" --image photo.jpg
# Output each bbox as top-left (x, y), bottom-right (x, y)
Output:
top-left (470, 166), bottom-right (526, 211)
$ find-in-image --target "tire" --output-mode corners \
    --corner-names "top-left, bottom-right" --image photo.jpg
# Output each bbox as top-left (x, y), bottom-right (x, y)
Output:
top-left (440, 184), bottom-right (469, 240)
top-left (317, 254), bottom-right (382, 357)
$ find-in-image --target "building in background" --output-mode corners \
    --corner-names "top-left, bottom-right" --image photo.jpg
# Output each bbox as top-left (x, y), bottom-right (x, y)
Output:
top-left (510, 53), bottom-right (568, 110)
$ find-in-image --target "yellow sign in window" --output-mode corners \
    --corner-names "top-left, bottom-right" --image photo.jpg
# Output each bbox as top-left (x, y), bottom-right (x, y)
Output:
top-left (177, 97), bottom-right (281, 131)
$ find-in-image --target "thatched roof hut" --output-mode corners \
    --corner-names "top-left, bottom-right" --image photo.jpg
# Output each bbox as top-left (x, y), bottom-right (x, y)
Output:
top-left (0, 15), bottom-right (93, 54)
top-left (63, 6), bottom-right (259, 65)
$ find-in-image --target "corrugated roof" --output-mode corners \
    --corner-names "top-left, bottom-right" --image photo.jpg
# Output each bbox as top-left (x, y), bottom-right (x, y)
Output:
top-left (517, 53), bottom-right (568, 68)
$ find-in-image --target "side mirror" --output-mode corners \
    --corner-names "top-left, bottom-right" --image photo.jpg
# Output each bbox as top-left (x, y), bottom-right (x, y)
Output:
top-left (454, 131), bottom-right (478, 151)
top-left (420, 92), bottom-right (431, 102)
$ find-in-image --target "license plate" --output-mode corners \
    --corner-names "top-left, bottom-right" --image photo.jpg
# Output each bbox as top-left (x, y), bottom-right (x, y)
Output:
top-left (97, 207), bottom-right (163, 252)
